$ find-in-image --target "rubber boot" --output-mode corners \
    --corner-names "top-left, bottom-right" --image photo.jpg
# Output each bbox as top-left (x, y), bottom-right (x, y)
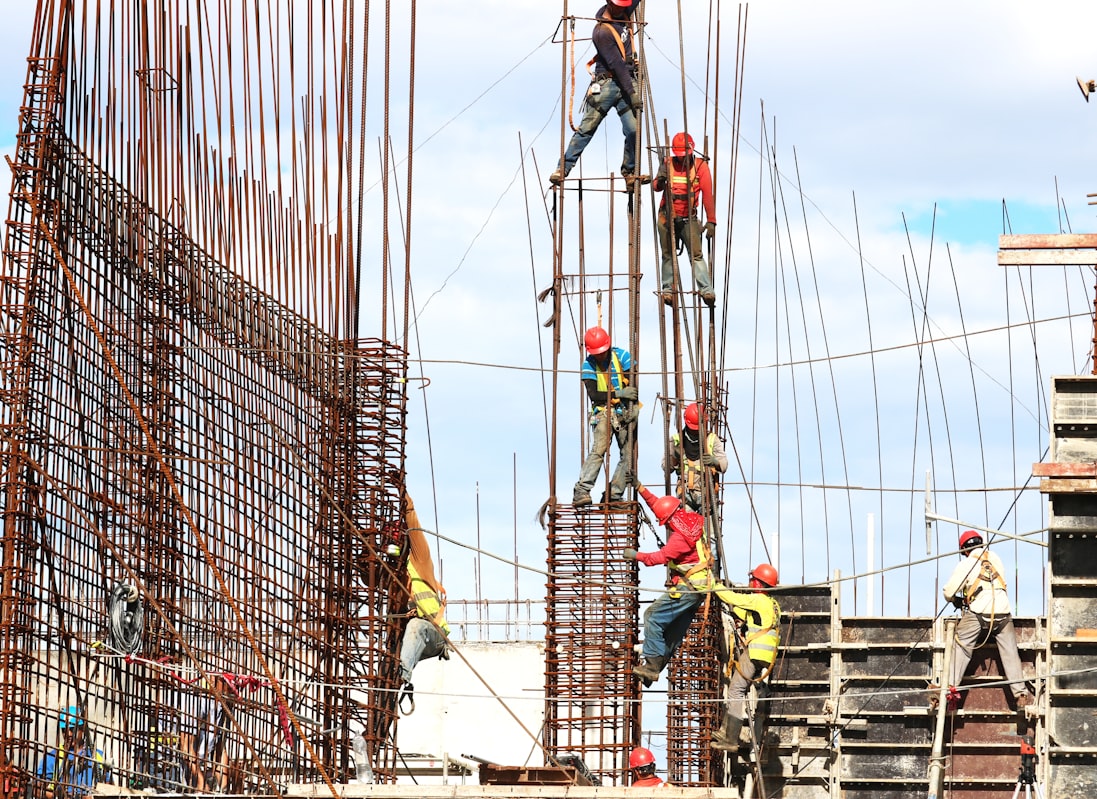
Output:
top-left (710, 712), bottom-right (744, 751)
top-left (634, 655), bottom-right (667, 684)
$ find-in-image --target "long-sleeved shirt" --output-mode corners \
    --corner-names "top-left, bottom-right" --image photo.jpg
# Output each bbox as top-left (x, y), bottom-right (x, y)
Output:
top-left (636, 485), bottom-right (706, 578)
top-left (662, 428), bottom-right (728, 475)
top-left (713, 586), bottom-right (781, 664)
top-left (942, 546), bottom-right (1012, 616)
top-left (654, 157), bottom-right (716, 222)
top-left (591, 3), bottom-right (638, 96)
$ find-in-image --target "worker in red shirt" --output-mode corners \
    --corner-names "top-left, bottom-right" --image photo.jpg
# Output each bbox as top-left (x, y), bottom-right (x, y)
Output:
top-left (626, 483), bottom-right (715, 685)
top-left (628, 746), bottom-right (664, 788)
top-left (653, 132), bottom-right (717, 307)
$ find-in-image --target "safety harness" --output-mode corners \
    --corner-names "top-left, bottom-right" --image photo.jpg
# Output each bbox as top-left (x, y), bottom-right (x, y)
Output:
top-left (963, 550), bottom-right (1006, 606)
top-left (727, 595), bottom-right (782, 683)
top-left (590, 351), bottom-right (627, 414)
top-left (672, 430), bottom-right (720, 495)
top-left (585, 14), bottom-right (635, 78)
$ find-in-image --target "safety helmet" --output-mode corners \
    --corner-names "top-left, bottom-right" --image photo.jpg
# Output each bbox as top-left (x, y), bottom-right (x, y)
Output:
top-left (629, 746), bottom-right (655, 769)
top-left (651, 494), bottom-right (681, 526)
top-left (608, 0), bottom-right (632, 6)
top-left (671, 131), bottom-right (695, 158)
top-left (584, 326), bottom-right (611, 356)
top-left (958, 529), bottom-right (983, 551)
top-left (683, 402), bottom-right (701, 431)
top-left (59, 705), bottom-right (83, 729)
top-left (749, 563), bottom-right (778, 588)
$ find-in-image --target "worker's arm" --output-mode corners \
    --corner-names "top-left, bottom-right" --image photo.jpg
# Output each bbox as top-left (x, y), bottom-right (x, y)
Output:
top-left (941, 557), bottom-right (971, 603)
top-left (653, 161), bottom-right (668, 193)
top-left (582, 377), bottom-right (608, 406)
top-left (698, 161), bottom-right (717, 223)
top-left (636, 529), bottom-right (693, 567)
top-left (708, 435), bottom-right (729, 473)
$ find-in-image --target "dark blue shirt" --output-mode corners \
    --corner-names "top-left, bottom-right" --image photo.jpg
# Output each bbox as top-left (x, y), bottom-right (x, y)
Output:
top-left (592, 2), bottom-right (639, 96)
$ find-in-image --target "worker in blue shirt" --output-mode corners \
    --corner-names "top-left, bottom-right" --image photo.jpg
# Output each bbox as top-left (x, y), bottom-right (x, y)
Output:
top-left (573, 325), bottom-right (636, 505)
top-left (550, 0), bottom-right (646, 187)
top-left (37, 706), bottom-right (110, 798)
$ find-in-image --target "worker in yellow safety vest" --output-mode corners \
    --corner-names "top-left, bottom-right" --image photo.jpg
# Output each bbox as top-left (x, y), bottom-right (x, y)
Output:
top-left (663, 401), bottom-right (727, 513)
top-left (398, 494), bottom-right (450, 704)
top-left (711, 564), bottom-right (781, 752)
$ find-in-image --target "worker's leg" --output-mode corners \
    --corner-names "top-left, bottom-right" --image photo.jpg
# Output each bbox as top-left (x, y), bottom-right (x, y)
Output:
top-left (642, 589), bottom-right (703, 661)
top-left (948, 610), bottom-right (984, 688)
top-left (657, 212), bottom-right (676, 292)
top-left (574, 409), bottom-right (612, 501)
top-left (613, 92), bottom-right (638, 175)
top-left (608, 416), bottom-right (633, 501)
top-left (684, 216), bottom-right (713, 294)
top-left (991, 614), bottom-right (1028, 698)
top-left (399, 617), bottom-right (441, 685)
top-left (558, 80), bottom-right (616, 176)
top-left (713, 650), bottom-right (755, 748)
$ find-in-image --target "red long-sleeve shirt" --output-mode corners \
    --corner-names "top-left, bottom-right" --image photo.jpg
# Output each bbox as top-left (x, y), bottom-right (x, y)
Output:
top-left (636, 486), bottom-right (705, 575)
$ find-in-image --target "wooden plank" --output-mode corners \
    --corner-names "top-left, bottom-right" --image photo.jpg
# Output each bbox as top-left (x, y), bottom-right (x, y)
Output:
top-left (999, 233), bottom-right (1097, 249)
top-left (1034, 462), bottom-right (1097, 477)
top-left (1040, 478), bottom-right (1097, 493)
top-left (998, 249), bottom-right (1097, 266)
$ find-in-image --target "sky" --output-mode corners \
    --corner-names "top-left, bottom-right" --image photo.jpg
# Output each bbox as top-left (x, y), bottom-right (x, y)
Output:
top-left (1, 0), bottom-right (1096, 628)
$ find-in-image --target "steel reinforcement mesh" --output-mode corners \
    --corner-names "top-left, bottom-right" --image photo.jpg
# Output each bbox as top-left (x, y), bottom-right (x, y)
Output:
top-left (544, 503), bottom-right (642, 786)
top-left (0, 126), bottom-right (408, 795)
top-left (666, 600), bottom-right (724, 786)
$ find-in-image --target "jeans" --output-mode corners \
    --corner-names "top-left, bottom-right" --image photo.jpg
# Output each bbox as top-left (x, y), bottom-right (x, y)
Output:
top-left (574, 407), bottom-right (633, 501)
top-left (399, 617), bottom-right (448, 684)
top-left (557, 78), bottom-right (637, 177)
top-left (659, 213), bottom-right (712, 294)
top-left (641, 585), bottom-right (705, 660)
top-left (949, 611), bottom-right (1027, 697)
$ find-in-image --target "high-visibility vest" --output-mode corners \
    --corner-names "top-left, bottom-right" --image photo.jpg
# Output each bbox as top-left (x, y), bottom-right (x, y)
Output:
top-left (672, 431), bottom-right (719, 493)
top-left (408, 562), bottom-right (450, 635)
top-left (733, 595), bottom-right (781, 665)
top-left (664, 160), bottom-right (700, 218)
top-left (591, 351), bottom-right (626, 410)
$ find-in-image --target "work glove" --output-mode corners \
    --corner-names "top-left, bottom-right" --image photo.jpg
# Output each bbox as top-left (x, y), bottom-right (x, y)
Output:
top-left (951, 596), bottom-right (965, 611)
top-left (623, 548), bottom-right (638, 561)
top-left (629, 91), bottom-right (643, 114)
top-left (705, 221), bottom-right (717, 241)
top-left (617, 385), bottom-right (638, 402)
top-left (701, 453), bottom-right (719, 468)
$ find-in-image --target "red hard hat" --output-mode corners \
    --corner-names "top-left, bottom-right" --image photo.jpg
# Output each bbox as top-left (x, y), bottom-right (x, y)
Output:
top-left (651, 494), bottom-right (681, 526)
top-left (750, 563), bottom-right (778, 588)
top-left (958, 529), bottom-right (983, 550)
top-left (584, 326), bottom-right (611, 355)
top-left (683, 402), bottom-right (700, 430)
top-left (609, 0), bottom-right (632, 6)
top-left (671, 131), bottom-right (695, 158)
top-left (629, 747), bottom-right (655, 769)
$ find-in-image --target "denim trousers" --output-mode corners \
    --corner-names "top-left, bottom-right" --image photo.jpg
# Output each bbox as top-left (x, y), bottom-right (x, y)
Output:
top-left (558, 78), bottom-right (637, 177)
top-left (641, 585), bottom-right (705, 660)
top-left (399, 617), bottom-right (447, 684)
top-left (574, 408), bottom-right (632, 501)
top-left (658, 214), bottom-right (712, 294)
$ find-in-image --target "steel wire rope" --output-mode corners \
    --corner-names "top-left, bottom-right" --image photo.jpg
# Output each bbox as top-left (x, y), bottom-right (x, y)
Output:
top-left (402, 0), bottom-right (418, 354)
top-left (353, 0), bottom-right (373, 343)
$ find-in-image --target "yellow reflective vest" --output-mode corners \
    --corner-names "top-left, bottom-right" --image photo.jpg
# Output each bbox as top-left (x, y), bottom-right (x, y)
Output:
top-left (714, 587), bottom-right (781, 665)
top-left (408, 561), bottom-right (449, 635)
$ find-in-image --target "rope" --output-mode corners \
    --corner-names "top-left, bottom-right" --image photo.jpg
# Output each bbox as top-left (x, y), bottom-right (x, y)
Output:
top-left (107, 583), bottom-right (143, 655)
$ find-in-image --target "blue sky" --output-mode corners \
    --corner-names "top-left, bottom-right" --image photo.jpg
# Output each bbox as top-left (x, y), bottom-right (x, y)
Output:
top-left (1, 1), bottom-right (1095, 624)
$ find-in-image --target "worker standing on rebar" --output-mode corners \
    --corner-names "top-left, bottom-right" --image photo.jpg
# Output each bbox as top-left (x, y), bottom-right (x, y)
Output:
top-left (663, 402), bottom-right (727, 513)
top-left (941, 530), bottom-right (1034, 709)
top-left (711, 564), bottom-right (781, 752)
top-left (627, 746), bottom-right (664, 788)
top-left (550, 0), bottom-right (646, 188)
top-left (626, 483), bottom-right (713, 684)
top-left (653, 132), bottom-right (717, 307)
top-left (398, 493), bottom-right (450, 710)
top-left (574, 326), bottom-right (637, 506)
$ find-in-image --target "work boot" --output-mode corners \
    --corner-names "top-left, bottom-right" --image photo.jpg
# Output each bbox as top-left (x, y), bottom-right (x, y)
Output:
top-left (710, 713), bottom-right (745, 752)
top-left (572, 490), bottom-right (592, 507)
top-left (623, 172), bottom-right (650, 189)
top-left (549, 169), bottom-right (564, 186)
top-left (660, 291), bottom-right (675, 307)
top-left (701, 290), bottom-right (716, 307)
top-left (634, 655), bottom-right (666, 683)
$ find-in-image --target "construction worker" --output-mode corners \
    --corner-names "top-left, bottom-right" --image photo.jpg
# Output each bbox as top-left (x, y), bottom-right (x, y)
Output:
top-left (711, 564), bottom-right (781, 752)
top-left (653, 132), bottom-right (717, 306)
top-left (941, 529), bottom-right (1034, 709)
top-left (626, 483), bottom-right (714, 684)
top-left (574, 326), bottom-right (637, 506)
top-left (663, 401), bottom-right (727, 513)
top-left (37, 705), bottom-right (110, 798)
top-left (628, 746), bottom-right (664, 788)
top-left (398, 493), bottom-right (450, 705)
top-left (550, 0), bottom-right (646, 187)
